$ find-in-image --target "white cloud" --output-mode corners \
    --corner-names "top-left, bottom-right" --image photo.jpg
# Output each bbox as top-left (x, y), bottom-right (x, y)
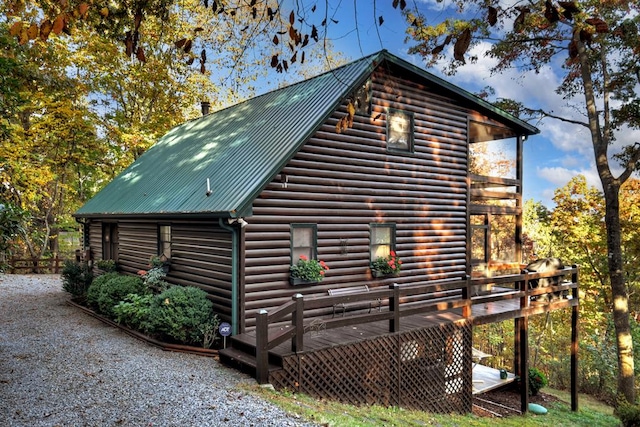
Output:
top-left (537, 165), bottom-right (602, 191)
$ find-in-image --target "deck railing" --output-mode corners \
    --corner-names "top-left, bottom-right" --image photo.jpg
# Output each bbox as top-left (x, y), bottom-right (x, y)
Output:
top-left (254, 265), bottom-right (579, 383)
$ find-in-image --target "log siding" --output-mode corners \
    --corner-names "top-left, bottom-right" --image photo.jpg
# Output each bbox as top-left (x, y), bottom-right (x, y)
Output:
top-left (243, 70), bottom-right (473, 328)
top-left (85, 219), bottom-right (235, 324)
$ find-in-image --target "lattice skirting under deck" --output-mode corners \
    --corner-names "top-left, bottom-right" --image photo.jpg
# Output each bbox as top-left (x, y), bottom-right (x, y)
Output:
top-left (269, 320), bottom-right (473, 414)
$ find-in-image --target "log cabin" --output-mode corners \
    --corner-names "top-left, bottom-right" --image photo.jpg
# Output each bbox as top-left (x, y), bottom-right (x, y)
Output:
top-left (74, 50), bottom-right (579, 414)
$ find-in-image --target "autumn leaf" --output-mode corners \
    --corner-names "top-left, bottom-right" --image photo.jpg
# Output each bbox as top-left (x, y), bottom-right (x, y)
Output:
top-left (78, 3), bottom-right (89, 19)
top-left (379, 16), bottom-right (384, 26)
top-left (183, 39), bottom-right (192, 53)
top-left (544, 0), bottom-right (560, 24)
top-left (40, 19), bottom-right (53, 41)
top-left (454, 28), bottom-right (471, 62)
top-left (273, 34), bottom-right (279, 45)
top-left (289, 10), bottom-right (295, 25)
top-left (9, 21), bottom-right (22, 37)
top-left (100, 7), bottom-right (109, 17)
top-left (488, 6), bottom-right (498, 26)
top-left (270, 54), bottom-right (278, 68)
top-left (175, 38), bottom-right (187, 48)
top-left (18, 28), bottom-right (28, 44)
top-left (52, 14), bottom-right (65, 35)
top-left (27, 23), bottom-right (38, 40)
top-left (432, 45), bottom-right (443, 55)
top-left (586, 18), bottom-right (609, 33)
top-left (558, 1), bottom-right (580, 20)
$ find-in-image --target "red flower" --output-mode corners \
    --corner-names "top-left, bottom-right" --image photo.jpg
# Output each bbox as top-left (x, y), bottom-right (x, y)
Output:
top-left (299, 255), bottom-right (308, 261)
top-left (137, 270), bottom-right (147, 276)
top-left (390, 251), bottom-right (396, 257)
top-left (319, 260), bottom-right (329, 270)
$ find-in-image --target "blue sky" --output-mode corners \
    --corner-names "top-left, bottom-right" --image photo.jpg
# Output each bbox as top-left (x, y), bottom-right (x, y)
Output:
top-left (288, 0), bottom-right (639, 208)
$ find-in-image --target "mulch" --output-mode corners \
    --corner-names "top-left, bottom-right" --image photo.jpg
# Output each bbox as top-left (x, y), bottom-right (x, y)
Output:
top-left (473, 386), bottom-right (560, 417)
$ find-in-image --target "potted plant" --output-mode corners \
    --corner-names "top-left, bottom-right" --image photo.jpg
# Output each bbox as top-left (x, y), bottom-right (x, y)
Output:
top-left (371, 251), bottom-right (402, 277)
top-left (289, 255), bottom-right (329, 285)
top-left (150, 255), bottom-right (171, 273)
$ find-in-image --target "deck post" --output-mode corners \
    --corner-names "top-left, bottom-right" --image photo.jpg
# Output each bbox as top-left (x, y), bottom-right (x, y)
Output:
top-left (255, 309), bottom-right (269, 384)
top-left (519, 273), bottom-right (530, 414)
top-left (571, 265), bottom-right (579, 411)
top-left (292, 294), bottom-right (304, 353)
top-left (519, 315), bottom-right (529, 414)
top-left (389, 283), bottom-right (400, 333)
top-left (462, 275), bottom-right (471, 318)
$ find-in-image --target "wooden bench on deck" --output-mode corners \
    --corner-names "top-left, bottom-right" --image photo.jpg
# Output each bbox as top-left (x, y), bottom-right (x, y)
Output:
top-left (328, 285), bottom-right (381, 317)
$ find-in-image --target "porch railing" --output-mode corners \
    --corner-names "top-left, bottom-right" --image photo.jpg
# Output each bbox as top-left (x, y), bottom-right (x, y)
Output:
top-left (254, 265), bottom-right (579, 383)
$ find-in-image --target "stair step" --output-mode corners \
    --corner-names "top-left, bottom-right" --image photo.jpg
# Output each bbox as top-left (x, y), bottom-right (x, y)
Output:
top-left (219, 347), bottom-right (281, 373)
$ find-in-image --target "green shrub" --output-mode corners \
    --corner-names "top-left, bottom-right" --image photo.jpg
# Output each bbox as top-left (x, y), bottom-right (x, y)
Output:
top-left (113, 293), bottom-right (154, 329)
top-left (615, 397), bottom-right (640, 427)
top-left (86, 272), bottom-right (120, 309)
top-left (529, 367), bottom-right (548, 396)
top-left (95, 275), bottom-right (146, 318)
top-left (95, 259), bottom-right (117, 272)
top-left (61, 260), bottom-right (93, 298)
top-left (144, 286), bottom-right (217, 346)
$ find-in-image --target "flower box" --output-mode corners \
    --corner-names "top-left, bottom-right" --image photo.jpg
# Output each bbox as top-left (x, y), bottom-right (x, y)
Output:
top-left (371, 269), bottom-right (399, 278)
top-left (289, 277), bottom-right (321, 286)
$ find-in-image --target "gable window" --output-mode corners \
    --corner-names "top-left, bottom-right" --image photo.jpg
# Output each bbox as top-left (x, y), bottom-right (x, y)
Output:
top-left (387, 109), bottom-right (414, 152)
top-left (158, 225), bottom-right (171, 259)
top-left (370, 223), bottom-right (396, 262)
top-left (291, 224), bottom-right (317, 263)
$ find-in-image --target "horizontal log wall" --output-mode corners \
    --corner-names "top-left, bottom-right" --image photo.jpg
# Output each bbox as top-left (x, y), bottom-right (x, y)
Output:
top-left (85, 219), bottom-right (234, 324)
top-left (170, 222), bottom-right (233, 322)
top-left (88, 221), bottom-right (103, 260)
top-left (243, 69), bottom-right (471, 327)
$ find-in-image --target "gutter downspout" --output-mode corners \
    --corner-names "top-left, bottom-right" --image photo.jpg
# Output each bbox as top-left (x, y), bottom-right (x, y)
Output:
top-left (219, 218), bottom-right (239, 335)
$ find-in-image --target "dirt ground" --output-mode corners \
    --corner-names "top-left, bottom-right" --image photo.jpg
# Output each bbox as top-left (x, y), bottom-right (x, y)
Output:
top-left (473, 386), bottom-right (560, 417)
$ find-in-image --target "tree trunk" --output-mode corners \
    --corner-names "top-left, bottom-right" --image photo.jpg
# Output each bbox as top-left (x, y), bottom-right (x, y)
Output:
top-left (575, 33), bottom-right (636, 404)
top-left (603, 182), bottom-right (636, 403)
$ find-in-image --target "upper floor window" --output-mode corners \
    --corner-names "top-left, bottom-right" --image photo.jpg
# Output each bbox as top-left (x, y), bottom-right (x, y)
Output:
top-left (387, 109), bottom-right (414, 152)
top-left (291, 224), bottom-right (317, 263)
top-left (158, 225), bottom-right (171, 259)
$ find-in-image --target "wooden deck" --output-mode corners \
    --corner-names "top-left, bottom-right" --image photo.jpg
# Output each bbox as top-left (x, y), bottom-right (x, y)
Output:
top-left (229, 290), bottom-right (577, 361)
top-left (219, 268), bottom-right (579, 413)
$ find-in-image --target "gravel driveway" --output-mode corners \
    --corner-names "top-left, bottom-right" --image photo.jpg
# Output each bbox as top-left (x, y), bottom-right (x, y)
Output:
top-left (0, 274), bottom-right (316, 427)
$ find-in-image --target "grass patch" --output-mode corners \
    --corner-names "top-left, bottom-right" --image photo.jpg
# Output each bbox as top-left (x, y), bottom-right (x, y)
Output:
top-left (246, 385), bottom-right (620, 427)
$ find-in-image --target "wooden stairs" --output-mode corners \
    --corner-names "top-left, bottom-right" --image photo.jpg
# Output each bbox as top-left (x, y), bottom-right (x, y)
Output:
top-left (218, 333), bottom-right (283, 380)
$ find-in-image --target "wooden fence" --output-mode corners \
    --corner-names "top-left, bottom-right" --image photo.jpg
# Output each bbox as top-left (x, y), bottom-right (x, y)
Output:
top-left (7, 256), bottom-right (65, 274)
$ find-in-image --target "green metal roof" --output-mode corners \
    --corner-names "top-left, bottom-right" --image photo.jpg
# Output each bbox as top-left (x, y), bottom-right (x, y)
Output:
top-left (75, 50), bottom-right (538, 218)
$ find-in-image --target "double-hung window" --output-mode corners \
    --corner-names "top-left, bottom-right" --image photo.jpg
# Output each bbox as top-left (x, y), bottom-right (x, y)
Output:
top-left (291, 224), bottom-right (317, 263)
top-left (370, 223), bottom-right (396, 262)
